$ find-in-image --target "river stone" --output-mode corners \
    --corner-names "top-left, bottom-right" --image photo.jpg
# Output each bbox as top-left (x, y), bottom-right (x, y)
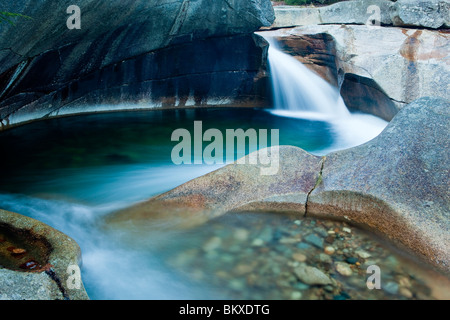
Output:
top-left (335, 262), bottom-right (353, 276)
top-left (384, 281), bottom-right (400, 295)
top-left (294, 264), bottom-right (332, 286)
top-left (305, 233), bottom-right (324, 249)
top-left (308, 97), bottom-right (450, 272)
top-left (0, 209), bottom-right (89, 300)
top-left (355, 249), bottom-right (372, 259)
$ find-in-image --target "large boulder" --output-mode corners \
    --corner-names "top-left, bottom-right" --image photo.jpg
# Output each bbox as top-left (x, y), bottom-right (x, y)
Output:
top-left (106, 97), bottom-right (450, 273)
top-left (271, 0), bottom-right (394, 28)
top-left (0, 209), bottom-right (89, 300)
top-left (105, 146), bottom-right (323, 229)
top-left (308, 97), bottom-right (450, 272)
top-left (0, 0), bottom-right (275, 130)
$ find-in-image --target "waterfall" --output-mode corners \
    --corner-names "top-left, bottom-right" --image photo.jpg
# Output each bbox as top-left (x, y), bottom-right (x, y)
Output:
top-left (265, 38), bottom-right (388, 154)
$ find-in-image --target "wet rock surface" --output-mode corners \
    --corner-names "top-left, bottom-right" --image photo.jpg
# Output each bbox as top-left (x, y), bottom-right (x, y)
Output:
top-left (163, 213), bottom-right (450, 300)
top-left (0, 0), bottom-right (275, 73)
top-left (0, 224), bottom-right (51, 272)
top-left (0, 34), bottom-right (271, 130)
top-left (0, 209), bottom-right (89, 300)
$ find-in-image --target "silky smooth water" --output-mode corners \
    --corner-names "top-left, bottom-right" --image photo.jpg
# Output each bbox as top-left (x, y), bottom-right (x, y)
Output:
top-left (265, 38), bottom-right (388, 154)
top-left (0, 39), bottom-right (395, 299)
top-left (0, 108), bottom-right (446, 300)
top-left (0, 108), bottom-right (339, 299)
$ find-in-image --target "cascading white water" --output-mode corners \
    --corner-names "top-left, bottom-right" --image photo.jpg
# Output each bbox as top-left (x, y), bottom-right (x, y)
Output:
top-left (265, 38), bottom-right (388, 154)
top-left (268, 41), bottom-right (349, 118)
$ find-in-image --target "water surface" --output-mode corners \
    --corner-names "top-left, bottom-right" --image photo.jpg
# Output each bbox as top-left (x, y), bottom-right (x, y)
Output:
top-left (1, 108), bottom-right (445, 300)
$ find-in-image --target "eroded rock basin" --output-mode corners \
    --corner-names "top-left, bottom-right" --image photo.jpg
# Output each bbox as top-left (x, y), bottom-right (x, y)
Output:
top-left (0, 106), bottom-right (447, 300)
top-left (0, 224), bottom-right (51, 272)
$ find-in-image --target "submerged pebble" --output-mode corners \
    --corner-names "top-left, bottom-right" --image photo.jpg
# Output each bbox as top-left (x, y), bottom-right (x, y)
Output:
top-left (384, 282), bottom-right (400, 295)
top-left (324, 246), bottom-right (335, 255)
top-left (294, 264), bottom-right (332, 286)
top-left (305, 234), bottom-right (324, 249)
top-left (335, 262), bottom-right (353, 277)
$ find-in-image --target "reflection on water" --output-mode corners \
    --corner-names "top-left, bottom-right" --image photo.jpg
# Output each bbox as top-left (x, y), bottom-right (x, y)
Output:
top-left (0, 108), bottom-right (336, 199)
top-left (0, 108), bottom-right (337, 299)
top-left (0, 108), bottom-right (444, 300)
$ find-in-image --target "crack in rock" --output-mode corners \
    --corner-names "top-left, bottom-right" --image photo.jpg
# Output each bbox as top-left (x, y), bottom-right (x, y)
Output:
top-left (305, 156), bottom-right (326, 217)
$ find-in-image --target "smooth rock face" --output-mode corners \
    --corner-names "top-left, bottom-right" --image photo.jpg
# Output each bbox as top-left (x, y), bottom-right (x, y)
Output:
top-left (259, 25), bottom-right (450, 120)
top-left (105, 146), bottom-right (323, 229)
top-left (319, 0), bottom-right (394, 26)
top-left (0, 209), bottom-right (89, 300)
top-left (0, 34), bottom-right (271, 130)
top-left (309, 97), bottom-right (450, 271)
top-left (107, 97), bottom-right (450, 273)
top-left (0, 0), bottom-right (275, 73)
top-left (0, 0), bottom-right (275, 130)
top-left (271, 0), bottom-right (394, 28)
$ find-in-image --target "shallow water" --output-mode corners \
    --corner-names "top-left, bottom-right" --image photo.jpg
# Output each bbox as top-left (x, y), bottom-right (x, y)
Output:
top-left (159, 213), bottom-right (450, 300)
top-left (0, 108), bottom-right (335, 299)
top-left (0, 108), bottom-right (446, 300)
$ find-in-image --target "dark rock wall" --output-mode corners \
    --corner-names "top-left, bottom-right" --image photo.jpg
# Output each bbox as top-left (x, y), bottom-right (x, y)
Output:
top-left (0, 34), bottom-right (271, 130)
top-left (341, 74), bottom-right (399, 121)
top-left (0, 0), bottom-right (275, 130)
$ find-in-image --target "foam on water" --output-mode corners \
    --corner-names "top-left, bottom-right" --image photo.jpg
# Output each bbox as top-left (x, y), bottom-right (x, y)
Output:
top-left (0, 40), bottom-right (392, 299)
top-left (0, 163), bottom-right (225, 300)
top-left (265, 38), bottom-right (388, 155)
